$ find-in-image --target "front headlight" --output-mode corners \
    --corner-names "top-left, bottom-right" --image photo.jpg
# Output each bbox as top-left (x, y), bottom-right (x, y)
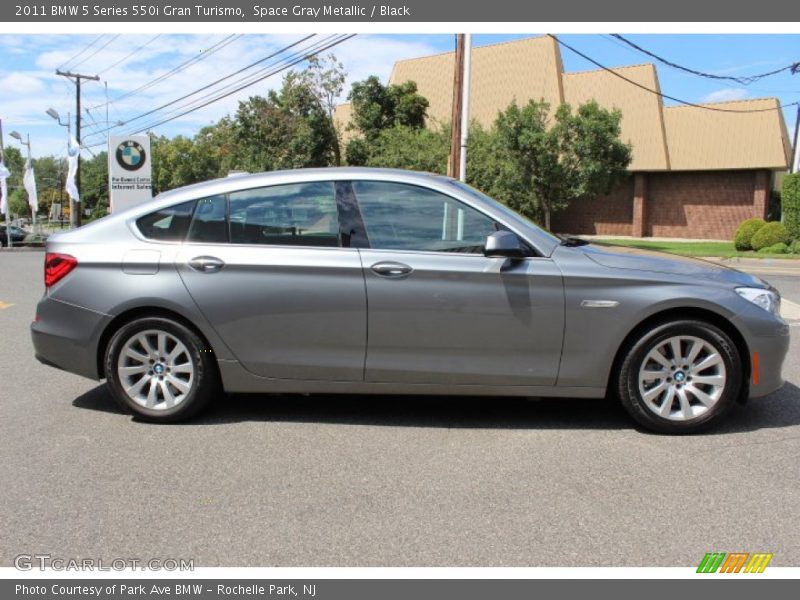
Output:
top-left (736, 287), bottom-right (781, 316)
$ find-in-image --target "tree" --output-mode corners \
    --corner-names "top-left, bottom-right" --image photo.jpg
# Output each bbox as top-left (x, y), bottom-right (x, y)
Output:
top-left (298, 54), bottom-right (347, 165)
top-left (487, 99), bottom-right (631, 230)
top-left (231, 71), bottom-right (336, 173)
top-left (345, 76), bottom-right (430, 165)
top-left (782, 173), bottom-right (800, 240)
top-left (80, 152), bottom-right (109, 216)
top-left (361, 125), bottom-right (449, 173)
top-left (150, 135), bottom-right (198, 193)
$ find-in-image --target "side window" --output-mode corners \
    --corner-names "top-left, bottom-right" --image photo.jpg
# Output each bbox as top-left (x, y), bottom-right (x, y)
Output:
top-left (187, 195), bottom-right (227, 243)
top-left (136, 200), bottom-right (196, 241)
top-left (228, 182), bottom-right (340, 247)
top-left (352, 181), bottom-right (496, 253)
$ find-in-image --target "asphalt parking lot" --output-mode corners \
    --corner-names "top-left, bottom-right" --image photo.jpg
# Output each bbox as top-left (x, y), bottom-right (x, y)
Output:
top-left (1, 251), bottom-right (799, 567)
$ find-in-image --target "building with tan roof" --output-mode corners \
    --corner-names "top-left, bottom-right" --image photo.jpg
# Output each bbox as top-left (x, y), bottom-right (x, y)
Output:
top-left (335, 36), bottom-right (792, 239)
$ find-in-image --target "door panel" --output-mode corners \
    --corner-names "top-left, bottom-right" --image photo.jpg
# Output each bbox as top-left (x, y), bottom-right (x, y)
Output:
top-left (360, 250), bottom-right (564, 386)
top-left (177, 244), bottom-right (366, 381)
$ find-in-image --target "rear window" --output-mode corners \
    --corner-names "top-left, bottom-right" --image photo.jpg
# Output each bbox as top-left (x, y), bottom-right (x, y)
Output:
top-left (136, 200), bottom-right (196, 241)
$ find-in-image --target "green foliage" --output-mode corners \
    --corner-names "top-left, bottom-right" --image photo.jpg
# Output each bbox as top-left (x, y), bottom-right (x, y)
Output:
top-left (733, 218), bottom-right (766, 251)
top-left (751, 221), bottom-right (790, 251)
top-left (79, 152), bottom-right (109, 213)
top-left (8, 189), bottom-right (28, 217)
top-left (791, 239), bottom-right (800, 254)
top-left (759, 242), bottom-right (789, 254)
top-left (468, 99), bottom-right (631, 229)
top-left (359, 126), bottom-right (449, 173)
top-left (783, 173), bottom-right (800, 240)
top-left (348, 76), bottom-right (429, 138)
top-left (299, 54), bottom-right (347, 165)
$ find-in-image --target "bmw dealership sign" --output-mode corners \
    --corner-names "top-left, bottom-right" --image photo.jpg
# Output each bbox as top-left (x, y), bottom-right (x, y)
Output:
top-left (108, 135), bottom-right (153, 213)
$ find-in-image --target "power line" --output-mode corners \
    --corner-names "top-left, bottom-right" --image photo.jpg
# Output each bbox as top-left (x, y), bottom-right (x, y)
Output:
top-left (84, 34), bottom-right (324, 140)
top-left (610, 34), bottom-right (799, 85)
top-left (91, 34), bottom-right (243, 109)
top-left (127, 34), bottom-right (346, 130)
top-left (118, 34), bottom-right (315, 130)
top-left (58, 35), bottom-right (105, 70)
top-left (86, 34), bottom-right (355, 146)
top-left (549, 34), bottom-right (799, 114)
top-left (97, 34), bottom-right (162, 75)
top-left (70, 34), bottom-right (121, 70)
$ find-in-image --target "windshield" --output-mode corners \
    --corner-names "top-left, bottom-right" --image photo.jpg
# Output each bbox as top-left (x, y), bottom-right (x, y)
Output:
top-left (447, 180), bottom-right (561, 246)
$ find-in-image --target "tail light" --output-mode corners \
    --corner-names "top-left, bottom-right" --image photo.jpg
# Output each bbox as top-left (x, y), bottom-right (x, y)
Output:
top-left (44, 253), bottom-right (78, 288)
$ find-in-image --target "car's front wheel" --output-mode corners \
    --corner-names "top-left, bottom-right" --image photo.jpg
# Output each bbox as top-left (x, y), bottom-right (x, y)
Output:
top-left (617, 319), bottom-right (743, 434)
top-left (105, 317), bottom-right (218, 422)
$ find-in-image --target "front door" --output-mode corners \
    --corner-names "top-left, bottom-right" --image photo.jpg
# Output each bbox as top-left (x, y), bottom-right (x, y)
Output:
top-left (352, 180), bottom-right (564, 387)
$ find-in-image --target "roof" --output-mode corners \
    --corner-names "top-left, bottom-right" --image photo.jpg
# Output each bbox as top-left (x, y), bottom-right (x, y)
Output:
top-left (562, 64), bottom-right (670, 170)
top-left (664, 99), bottom-right (793, 170)
top-left (390, 36), bottom-right (564, 127)
top-left (335, 36), bottom-right (791, 173)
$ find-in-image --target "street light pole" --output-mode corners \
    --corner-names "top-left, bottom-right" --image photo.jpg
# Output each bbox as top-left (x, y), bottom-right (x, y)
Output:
top-left (0, 118), bottom-right (11, 249)
top-left (9, 130), bottom-right (36, 233)
top-left (56, 69), bottom-right (99, 228)
top-left (46, 108), bottom-right (72, 226)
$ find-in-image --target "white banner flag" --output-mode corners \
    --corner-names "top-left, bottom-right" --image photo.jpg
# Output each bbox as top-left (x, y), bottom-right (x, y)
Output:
top-left (66, 135), bottom-right (80, 202)
top-left (23, 159), bottom-right (38, 213)
top-left (0, 160), bottom-right (10, 216)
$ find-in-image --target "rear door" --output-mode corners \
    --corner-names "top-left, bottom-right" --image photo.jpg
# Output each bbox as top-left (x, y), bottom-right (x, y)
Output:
top-left (352, 180), bottom-right (564, 387)
top-left (175, 181), bottom-right (367, 381)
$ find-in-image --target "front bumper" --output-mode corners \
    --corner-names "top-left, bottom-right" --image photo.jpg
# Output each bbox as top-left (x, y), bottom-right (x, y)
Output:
top-left (731, 303), bottom-right (791, 398)
top-left (31, 296), bottom-right (110, 381)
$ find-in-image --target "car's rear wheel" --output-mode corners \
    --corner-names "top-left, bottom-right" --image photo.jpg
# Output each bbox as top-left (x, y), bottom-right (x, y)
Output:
top-left (617, 319), bottom-right (742, 434)
top-left (105, 317), bottom-right (218, 422)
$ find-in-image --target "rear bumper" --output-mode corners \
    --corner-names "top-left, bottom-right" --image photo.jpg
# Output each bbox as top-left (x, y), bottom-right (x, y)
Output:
top-left (731, 305), bottom-right (791, 398)
top-left (31, 296), bottom-right (110, 380)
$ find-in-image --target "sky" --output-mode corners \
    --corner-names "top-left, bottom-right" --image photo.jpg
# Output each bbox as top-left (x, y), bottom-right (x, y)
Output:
top-left (0, 33), bottom-right (797, 159)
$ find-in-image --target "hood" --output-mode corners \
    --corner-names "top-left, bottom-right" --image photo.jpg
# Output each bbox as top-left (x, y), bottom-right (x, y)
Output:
top-left (579, 243), bottom-right (765, 287)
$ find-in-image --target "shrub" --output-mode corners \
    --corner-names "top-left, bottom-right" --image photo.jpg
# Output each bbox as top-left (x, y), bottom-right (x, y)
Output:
top-left (758, 242), bottom-right (789, 255)
top-left (733, 218), bottom-right (766, 251)
top-left (783, 173), bottom-right (800, 240)
top-left (751, 221), bottom-right (790, 251)
top-left (791, 239), bottom-right (800, 254)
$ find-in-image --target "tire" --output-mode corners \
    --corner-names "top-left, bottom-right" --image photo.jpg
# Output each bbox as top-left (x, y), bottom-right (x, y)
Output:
top-left (105, 317), bottom-right (219, 422)
top-left (616, 319), bottom-right (742, 434)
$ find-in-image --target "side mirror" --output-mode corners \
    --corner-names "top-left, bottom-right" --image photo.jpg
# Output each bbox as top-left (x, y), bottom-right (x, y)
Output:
top-left (484, 230), bottom-right (525, 258)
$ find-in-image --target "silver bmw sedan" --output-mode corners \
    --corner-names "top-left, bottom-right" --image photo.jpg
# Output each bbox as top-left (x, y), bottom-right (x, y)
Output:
top-left (31, 168), bottom-right (789, 433)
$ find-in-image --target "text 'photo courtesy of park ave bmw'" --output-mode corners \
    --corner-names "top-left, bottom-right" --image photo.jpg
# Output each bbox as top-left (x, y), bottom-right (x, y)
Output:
top-left (1, 32), bottom-right (798, 438)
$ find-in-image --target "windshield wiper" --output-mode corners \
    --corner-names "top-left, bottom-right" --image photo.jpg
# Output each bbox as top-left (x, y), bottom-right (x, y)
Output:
top-left (557, 234), bottom-right (590, 247)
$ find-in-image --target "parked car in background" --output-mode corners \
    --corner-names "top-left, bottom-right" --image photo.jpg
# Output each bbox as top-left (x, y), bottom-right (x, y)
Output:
top-left (31, 168), bottom-right (789, 433)
top-left (0, 224), bottom-right (29, 247)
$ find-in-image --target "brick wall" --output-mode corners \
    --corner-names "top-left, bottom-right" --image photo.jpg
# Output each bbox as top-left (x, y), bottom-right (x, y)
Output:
top-left (647, 171), bottom-right (766, 239)
top-left (551, 175), bottom-right (634, 236)
top-left (552, 169), bottom-right (770, 240)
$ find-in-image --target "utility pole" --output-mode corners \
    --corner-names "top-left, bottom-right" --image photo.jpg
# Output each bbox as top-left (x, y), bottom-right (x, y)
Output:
top-left (448, 34), bottom-right (465, 179)
top-left (56, 69), bottom-right (99, 227)
top-left (792, 64), bottom-right (799, 174)
top-left (459, 34), bottom-right (472, 183)
top-left (792, 104), bottom-right (799, 174)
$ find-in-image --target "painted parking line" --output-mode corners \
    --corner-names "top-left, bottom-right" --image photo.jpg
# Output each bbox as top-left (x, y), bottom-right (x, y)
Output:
top-left (782, 298), bottom-right (800, 321)
top-left (0, 301), bottom-right (14, 310)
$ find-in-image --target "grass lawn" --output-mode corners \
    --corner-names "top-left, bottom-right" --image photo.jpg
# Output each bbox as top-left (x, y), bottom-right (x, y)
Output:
top-left (596, 239), bottom-right (799, 259)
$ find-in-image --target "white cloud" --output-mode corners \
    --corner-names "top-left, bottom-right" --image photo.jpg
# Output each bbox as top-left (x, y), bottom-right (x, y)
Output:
top-left (0, 72), bottom-right (46, 94)
top-left (1, 33), bottom-right (443, 157)
top-left (700, 88), bottom-right (749, 103)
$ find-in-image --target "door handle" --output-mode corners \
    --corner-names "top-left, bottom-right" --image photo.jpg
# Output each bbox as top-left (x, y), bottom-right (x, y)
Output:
top-left (371, 261), bottom-right (412, 278)
top-left (188, 256), bottom-right (225, 273)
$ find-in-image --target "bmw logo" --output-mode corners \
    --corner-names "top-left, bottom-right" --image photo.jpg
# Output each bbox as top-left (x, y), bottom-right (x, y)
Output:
top-left (116, 140), bottom-right (146, 171)
top-left (674, 371), bottom-right (686, 382)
